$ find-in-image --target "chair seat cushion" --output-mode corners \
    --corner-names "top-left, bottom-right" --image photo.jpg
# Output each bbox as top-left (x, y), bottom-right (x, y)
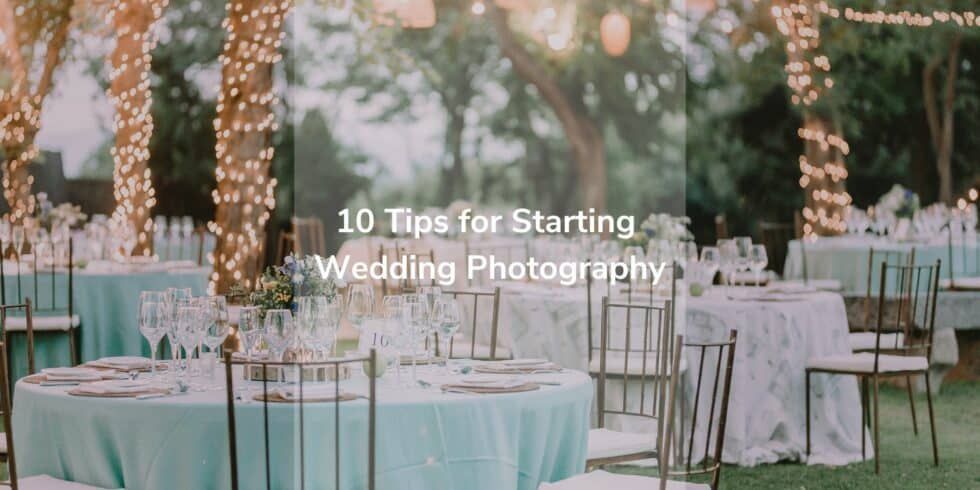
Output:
top-left (539, 470), bottom-right (709, 490)
top-left (848, 332), bottom-right (905, 352)
top-left (10, 475), bottom-right (117, 490)
top-left (939, 277), bottom-right (980, 291)
top-left (588, 354), bottom-right (685, 377)
top-left (449, 342), bottom-right (512, 360)
top-left (587, 428), bottom-right (657, 461)
top-left (0, 433), bottom-right (6, 453)
top-left (5, 314), bottom-right (80, 332)
top-left (807, 352), bottom-right (928, 373)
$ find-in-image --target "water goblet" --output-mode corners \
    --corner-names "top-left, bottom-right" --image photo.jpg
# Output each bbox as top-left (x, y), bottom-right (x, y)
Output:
top-left (347, 283), bottom-right (374, 331)
top-left (749, 245), bottom-right (768, 288)
top-left (431, 297), bottom-right (461, 372)
top-left (263, 309), bottom-right (294, 362)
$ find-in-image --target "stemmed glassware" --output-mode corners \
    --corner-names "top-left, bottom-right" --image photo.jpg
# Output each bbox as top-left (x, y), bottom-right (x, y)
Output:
top-left (699, 246), bottom-right (720, 288)
top-left (296, 296), bottom-right (334, 359)
top-left (263, 309), bottom-right (294, 363)
top-left (12, 225), bottom-right (24, 262)
top-left (237, 306), bottom-right (262, 363)
top-left (733, 237), bottom-right (753, 286)
top-left (717, 239), bottom-right (737, 291)
top-left (347, 283), bottom-right (374, 331)
top-left (164, 288), bottom-right (192, 381)
top-left (202, 296), bottom-right (230, 384)
top-left (417, 286), bottom-right (441, 358)
top-left (402, 300), bottom-right (429, 383)
top-left (138, 291), bottom-right (166, 378)
top-left (431, 297), bottom-right (461, 372)
top-left (175, 304), bottom-right (203, 381)
top-left (749, 245), bottom-right (769, 289)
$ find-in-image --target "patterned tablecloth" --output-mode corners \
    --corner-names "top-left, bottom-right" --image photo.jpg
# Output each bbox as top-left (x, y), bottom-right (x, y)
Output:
top-left (495, 282), bottom-right (869, 467)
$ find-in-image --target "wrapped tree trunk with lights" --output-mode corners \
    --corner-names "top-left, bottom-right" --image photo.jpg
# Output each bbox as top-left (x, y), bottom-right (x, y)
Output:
top-left (210, 0), bottom-right (290, 292)
top-left (0, 0), bottom-right (73, 224)
top-left (107, 0), bottom-right (168, 256)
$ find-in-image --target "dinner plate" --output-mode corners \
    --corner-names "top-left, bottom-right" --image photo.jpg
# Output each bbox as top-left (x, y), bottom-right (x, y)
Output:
top-left (502, 358), bottom-right (549, 367)
top-left (42, 367), bottom-right (100, 377)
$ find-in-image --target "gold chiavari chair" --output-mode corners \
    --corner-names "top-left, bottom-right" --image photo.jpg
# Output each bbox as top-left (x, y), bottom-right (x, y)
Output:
top-left (806, 260), bottom-right (941, 474)
top-left (850, 248), bottom-right (917, 352)
top-left (587, 297), bottom-right (676, 469)
top-left (442, 287), bottom-right (506, 360)
top-left (542, 332), bottom-right (737, 490)
top-left (944, 223), bottom-right (980, 290)
top-left (274, 230), bottom-right (296, 267)
top-left (464, 239), bottom-right (530, 287)
top-left (223, 351), bottom-right (377, 490)
top-left (0, 329), bottom-right (114, 489)
top-left (714, 215), bottom-right (729, 242)
top-left (378, 245), bottom-right (436, 297)
top-left (291, 216), bottom-right (327, 257)
top-left (0, 238), bottom-right (78, 366)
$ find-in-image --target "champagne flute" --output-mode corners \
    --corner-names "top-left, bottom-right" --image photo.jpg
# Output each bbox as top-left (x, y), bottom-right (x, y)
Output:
top-left (202, 296), bottom-right (230, 384)
top-left (402, 301), bottom-right (429, 384)
top-left (237, 306), bottom-right (262, 363)
top-left (175, 304), bottom-right (202, 381)
top-left (733, 236), bottom-right (753, 285)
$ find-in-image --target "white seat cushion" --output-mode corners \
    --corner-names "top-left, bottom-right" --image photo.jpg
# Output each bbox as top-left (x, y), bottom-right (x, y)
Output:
top-left (807, 352), bottom-right (928, 373)
top-left (940, 277), bottom-right (980, 291)
top-left (5, 314), bottom-right (80, 332)
top-left (0, 433), bottom-right (6, 453)
top-left (589, 354), bottom-right (685, 377)
top-left (449, 342), bottom-right (512, 360)
top-left (587, 428), bottom-right (657, 461)
top-left (539, 470), bottom-right (709, 490)
top-left (849, 332), bottom-right (905, 352)
top-left (11, 475), bottom-right (117, 490)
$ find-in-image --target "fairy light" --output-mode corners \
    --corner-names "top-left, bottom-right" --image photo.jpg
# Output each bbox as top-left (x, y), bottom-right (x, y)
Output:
top-left (107, 0), bottom-right (168, 256)
top-left (0, 0), bottom-right (72, 223)
top-left (209, 0), bottom-right (291, 293)
top-left (815, 2), bottom-right (980, 28)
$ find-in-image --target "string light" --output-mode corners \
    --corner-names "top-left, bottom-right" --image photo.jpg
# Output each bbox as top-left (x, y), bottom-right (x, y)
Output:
top-left (107, 0), bottom-right (168, 256)
top-left (815, 2), bottom-right (980, 28)
top-left (0, 0), bottom-right (72, 223)
top-left (209, 0), bottom-right (291, 293)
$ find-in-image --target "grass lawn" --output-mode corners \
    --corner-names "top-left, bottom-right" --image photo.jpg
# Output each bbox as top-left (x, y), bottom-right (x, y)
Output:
top-left (617, 381), bottom-right (980, 489)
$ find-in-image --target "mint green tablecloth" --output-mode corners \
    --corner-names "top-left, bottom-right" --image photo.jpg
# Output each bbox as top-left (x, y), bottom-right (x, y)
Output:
top-left (4, 268), bottom-right (207, 380)
top-left (784, 236), bottom-right (975, 294)
top-left (12, 370), bottom-right (592, 490)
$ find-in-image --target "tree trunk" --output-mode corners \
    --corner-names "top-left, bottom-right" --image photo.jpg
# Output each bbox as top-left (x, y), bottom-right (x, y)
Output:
top-left (923, 34), bottom-right (961, 204)
top-left (801, 115), bottom-right (847, 235)
top-left (488, 6), bottom-right (606, 214)
top-left (108, 0), bottom-right (167, 256)
top-left (211, 0), bottom-right (291, 293)
top-left (0, 0), bottom-right (73, 223)
top-left (441, 111), bottom-right (465, 202)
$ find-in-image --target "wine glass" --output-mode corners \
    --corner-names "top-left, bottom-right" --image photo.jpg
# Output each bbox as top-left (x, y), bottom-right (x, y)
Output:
top-left (202, 297), bottom-right (230, 383)
top-left (699, 246), bottom-right (720, 286)
top-left (138, 291), bottom-right (166, 378)
top-left (716, 239), bottom-right (737, 289)
top-left (314, 300), bottom-right (342, 358)
top-left (749, 245), bottom-right (769, 288)
top-left (733, 237), bottom-right (753, 285)
top-left (382, 295), bottom-right (404, 318)
top-left (431, 297), bottom-right (461, 372)
top-left (347, 283), bottom-right (374, 331)
top-left (263, 309), bottom-right (294, 362)
top-left (164, 288), bottom-right (193, 376)
top-left (296, 296), bottom-right (330, 357)
top-left (237, 306), bottom-right (262, 363)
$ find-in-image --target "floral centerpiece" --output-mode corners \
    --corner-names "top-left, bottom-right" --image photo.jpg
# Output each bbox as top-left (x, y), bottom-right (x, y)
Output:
top-left (622, 213), bottom-right (694, 248)
top-left (242, 254), bottom-right (343, 315)
top-left (876, 184), bottom-right (920, 219)
top-left (35, 192), bottom-right (87, 231)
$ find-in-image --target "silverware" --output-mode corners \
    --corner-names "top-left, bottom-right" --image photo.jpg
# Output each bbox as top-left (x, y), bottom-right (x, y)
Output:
top-left (135, 391), bottom-right (189, 400)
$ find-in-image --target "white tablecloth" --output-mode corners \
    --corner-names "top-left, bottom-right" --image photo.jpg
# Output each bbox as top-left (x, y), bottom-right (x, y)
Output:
top-left (496, 282), bottom-right (869, 466)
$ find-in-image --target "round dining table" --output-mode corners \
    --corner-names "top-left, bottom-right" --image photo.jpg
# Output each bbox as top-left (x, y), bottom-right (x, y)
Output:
top-left (12, 367), bottom-right (592, 490)
top-left (3, 260), bottom-right (208, 380)
top-left (494, 281), bottom-right (869, 467)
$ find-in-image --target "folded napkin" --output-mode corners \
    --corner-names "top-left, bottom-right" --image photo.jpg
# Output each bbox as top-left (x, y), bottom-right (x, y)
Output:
top-left (39, 367), bottom-right (105, 382)
top-left (69, 380), bottom-right (164, 398)
top-left (440, 380), bottom-right (540, 394)
top-left (256, 384), bottom-right (358, 403)
top-left (941, 276), bottom-right (980, 291)
top-left (474, 360), bottom-right (561, 375)
top-left (90, 356), bottom-right (153, 370)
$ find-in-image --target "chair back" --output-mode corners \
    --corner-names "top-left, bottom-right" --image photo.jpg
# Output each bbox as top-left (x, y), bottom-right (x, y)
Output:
top-left (274, 230), bottom-right (295, 266)
top-left (945, 224), bottom-right (979, 287)
top-left (596, 298), bottom-right (675, 432)
top-left (463, 239), bottom-right (530, 286)
top-left (223, 351), bottom-right (376, 490)
top-left (0, 238), bottom-right (73, 322)
top-left (442, 287), bottom-right (501, 360)
top-left (871, 260), bottom-right (941, 363)
top-left (859, 247), bottom-right (916, 330)
top-left (0, 335), bottom-right (22, 489)
top-left (291, 217), bottom-right (327, 257)
top-left (377, 244), bottom-right (436, 296)
top-left (714, 215), bottom-right (728, 241)
top-left (758, 221), bottom-right (795, 274)
top-left (0, 301), bottom-right (35, 378)
top-left (661, 332), bottom-right (738, 490)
